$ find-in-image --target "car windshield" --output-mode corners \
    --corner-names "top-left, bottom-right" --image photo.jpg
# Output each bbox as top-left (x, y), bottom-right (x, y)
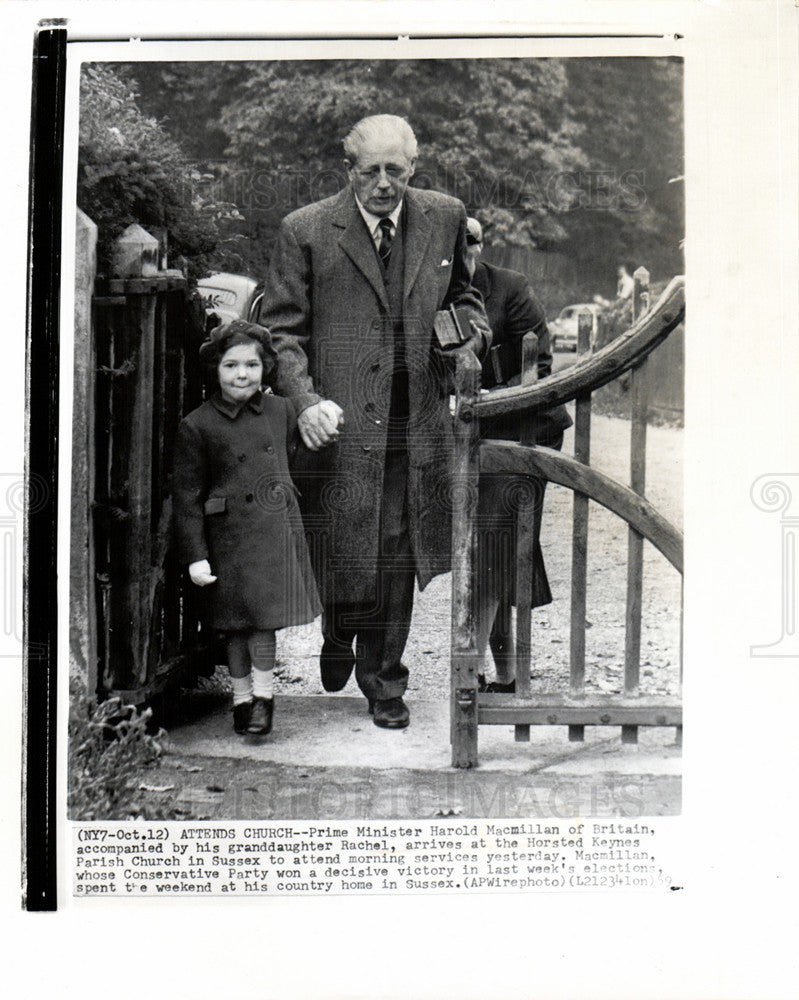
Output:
top-left (200, 287), bottom-right (239, 306)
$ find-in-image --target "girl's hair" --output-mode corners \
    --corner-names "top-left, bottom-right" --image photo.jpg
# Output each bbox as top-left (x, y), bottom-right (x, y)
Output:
top-left (199, 319), bottom-right (278, 377)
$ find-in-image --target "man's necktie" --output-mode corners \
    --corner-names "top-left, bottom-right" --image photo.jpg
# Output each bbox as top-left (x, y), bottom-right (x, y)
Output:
top-left (378, 218), bottom-right (393, 269)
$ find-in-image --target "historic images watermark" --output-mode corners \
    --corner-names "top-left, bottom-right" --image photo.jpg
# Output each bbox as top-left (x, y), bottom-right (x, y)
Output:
top-left (184, 165), bottom-right (649, 217)
top-left (750, 474), bottom-right (799, 657)
top-left (0, 473), bottom-right (49, 658)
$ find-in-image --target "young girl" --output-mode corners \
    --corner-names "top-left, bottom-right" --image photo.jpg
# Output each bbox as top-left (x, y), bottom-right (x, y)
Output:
top-left (172, 319), bottom-right (321, 735)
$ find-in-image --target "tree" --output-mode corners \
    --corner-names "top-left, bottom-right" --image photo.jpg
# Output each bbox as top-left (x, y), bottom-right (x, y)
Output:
top-left (562, 57), bottom-right (684, 289)
top-left (218, 58), bottom-right (588, 260)
top-left (78, 64), bottom-right (247, 280)
top-left (118, 57), bottom-right (685, 299)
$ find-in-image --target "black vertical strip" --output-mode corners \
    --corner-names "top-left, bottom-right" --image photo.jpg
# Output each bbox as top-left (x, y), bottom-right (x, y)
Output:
top-left (24, 23), bottom-right (66, 912)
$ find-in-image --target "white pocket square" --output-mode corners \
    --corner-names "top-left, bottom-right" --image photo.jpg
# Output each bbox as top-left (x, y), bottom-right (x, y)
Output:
top-left (440, 258), bottom-right (451, 266)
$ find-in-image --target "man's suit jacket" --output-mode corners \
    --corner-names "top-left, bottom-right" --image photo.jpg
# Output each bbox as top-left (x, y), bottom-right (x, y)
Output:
top-left (258, 185), bottom-right (487, 604)
top-left (473, 260), bottom-right (572, 445)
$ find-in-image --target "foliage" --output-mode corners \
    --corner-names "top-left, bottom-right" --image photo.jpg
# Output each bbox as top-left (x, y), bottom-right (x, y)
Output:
top-left (208, 58), bottom-right (594, 271)
top-left (117, 62), bottom-right (251, 160)
top-left (68, 679), bottom-right (174, 821)
top-left (78, 64), bottom-right (248, 280)
top-left (109, 57), bottom-right (685, 300)
top-left (562, 57), bottom-right (684, 284)
top-left (592, 277), bottom-right (684, 425)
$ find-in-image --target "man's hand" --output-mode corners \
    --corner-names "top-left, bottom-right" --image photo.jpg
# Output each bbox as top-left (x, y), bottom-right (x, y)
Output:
top-left (465, 317), bottom-right (492, 357)
top-left (298, 400), bottom-right (345, 451)
top-left (189, 560), bottom-right (217, 587)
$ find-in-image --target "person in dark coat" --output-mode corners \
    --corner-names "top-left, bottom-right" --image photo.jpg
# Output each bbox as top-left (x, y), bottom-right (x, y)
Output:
top-left (172, 320), bottom-right (322, 736)
top-left (258, 114), bottom-right (490, 729)
top-left (465, 218), bottom-right (572, 692)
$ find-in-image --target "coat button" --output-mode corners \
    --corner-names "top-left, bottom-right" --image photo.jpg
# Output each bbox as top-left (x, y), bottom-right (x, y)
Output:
top-left (362, 445), bottom-right (372, 452)
top-left (266, 445), bottom-right (274, 454)
top-left (370, 362), bottom-right (380, 372)
top-left (238, 454), bottom-right (247, 462)
top-left (245, 493), bottom-right (254, 503)
top-left (364, 402), bottom-right (374, 412)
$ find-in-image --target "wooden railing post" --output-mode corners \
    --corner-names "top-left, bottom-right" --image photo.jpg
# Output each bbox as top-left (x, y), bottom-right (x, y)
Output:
top-left (569, 308), bottom-right (595, 742)
top-left (451, 348), bottom-right (481, 767)
top-left (513, 332), bottom-right (539, 742)
top-left (466, 278), bottom-right (684, 756)
top-left (624, 266), bottom-right (651, 743)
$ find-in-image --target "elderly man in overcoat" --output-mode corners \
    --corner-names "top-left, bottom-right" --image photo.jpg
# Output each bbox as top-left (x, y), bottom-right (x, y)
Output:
top-left (258, 114), bottom-right (489, 729)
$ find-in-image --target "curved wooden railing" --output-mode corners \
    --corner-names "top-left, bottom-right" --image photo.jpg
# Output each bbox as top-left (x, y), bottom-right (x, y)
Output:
top-left (473, 274), bottom-right (685, 419)
top-left (450, 272), bottom-right (685, 767)
top-left (479, 442), bottom-right (683, 573)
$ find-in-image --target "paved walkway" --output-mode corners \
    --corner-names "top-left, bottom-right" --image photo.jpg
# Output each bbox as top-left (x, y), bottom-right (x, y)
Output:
top-left (158, 691), bottom-right (681, 820)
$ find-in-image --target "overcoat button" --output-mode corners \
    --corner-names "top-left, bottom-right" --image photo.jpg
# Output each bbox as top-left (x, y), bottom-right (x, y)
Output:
top-left (370, 362), bottom-right (380, 372)
top-left (364, 402), bottom-right (374, 412)
top-left (266, 446), bottom-right (274, 453)
top-left (238, 454), bottom-right (246, 462)
top-left (362, 445), bottom-right (372, 452)
top-left (245, 494), bottom-right (254, 503)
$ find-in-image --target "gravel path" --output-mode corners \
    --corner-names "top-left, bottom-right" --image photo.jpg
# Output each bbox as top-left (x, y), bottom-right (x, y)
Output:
top-left (268, 408), bottom-right (683, 702)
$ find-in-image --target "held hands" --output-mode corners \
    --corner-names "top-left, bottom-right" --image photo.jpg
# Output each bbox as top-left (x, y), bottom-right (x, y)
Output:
top-left (189, 560), bottom-right (217, 587)
top-left (298, 399), bottom-right (345, 451)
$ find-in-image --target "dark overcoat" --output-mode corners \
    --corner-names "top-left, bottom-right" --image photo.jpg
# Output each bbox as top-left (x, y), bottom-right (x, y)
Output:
top-left (258, 186), bottom-right (487, 605)
top-left (475, 260), bottom-right (571, 444)
top-left (171, 390), bottom-right (322, 631)
top-left (473, 261), bottom-right (572, 609)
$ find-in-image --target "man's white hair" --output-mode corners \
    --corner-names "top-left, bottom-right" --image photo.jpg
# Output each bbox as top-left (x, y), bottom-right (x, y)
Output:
top-left (343, 114), bottom-right (418, 163)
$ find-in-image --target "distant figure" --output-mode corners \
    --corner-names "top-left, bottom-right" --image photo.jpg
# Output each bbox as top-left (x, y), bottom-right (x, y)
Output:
top-left (464, 217), bottom-right (572, 692)
top-left (617, 264), bottom-right (634, 300)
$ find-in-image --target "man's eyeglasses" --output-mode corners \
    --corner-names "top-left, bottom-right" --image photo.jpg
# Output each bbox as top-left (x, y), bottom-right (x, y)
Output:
top-left (466, 235), bottom-right (482, 246)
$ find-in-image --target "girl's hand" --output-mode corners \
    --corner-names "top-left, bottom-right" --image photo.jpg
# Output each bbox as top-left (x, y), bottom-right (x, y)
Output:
top-left (189, 560), bottom-right (217, 586)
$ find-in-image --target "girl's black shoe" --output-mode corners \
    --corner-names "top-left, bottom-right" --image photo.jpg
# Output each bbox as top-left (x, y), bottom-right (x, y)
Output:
top-left (248, 696), bottom-right (273, 735)
top-left (233, 700), bottom-right (252, 734)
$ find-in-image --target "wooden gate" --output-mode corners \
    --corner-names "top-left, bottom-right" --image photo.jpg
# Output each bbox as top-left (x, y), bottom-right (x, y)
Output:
top-left (450, 273), bottom-right (685, 767)
top-left (91, 272), bottom-right (220, 705)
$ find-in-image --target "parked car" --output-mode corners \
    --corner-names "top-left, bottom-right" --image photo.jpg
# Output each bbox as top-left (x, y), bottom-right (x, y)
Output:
top-left (197, 272), bottom-right (262, 325)
top-left (549, 303), bottom-right (600, 351)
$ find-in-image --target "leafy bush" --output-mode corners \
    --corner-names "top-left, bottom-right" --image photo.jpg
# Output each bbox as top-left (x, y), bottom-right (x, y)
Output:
top-left (78, 64), bottom-right (247, 281)
top-left (68, 680), bottom-right (169, 820)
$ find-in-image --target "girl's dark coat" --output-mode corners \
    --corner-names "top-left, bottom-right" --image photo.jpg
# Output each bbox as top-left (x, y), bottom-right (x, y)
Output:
top-left (172, 390), bottom-right (321, 630)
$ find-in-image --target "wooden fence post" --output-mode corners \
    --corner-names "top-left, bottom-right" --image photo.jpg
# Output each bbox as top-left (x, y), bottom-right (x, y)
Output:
top-left (624, 266), bottom-right (650, 744)
top-left (568, 308), bottom-right (595, 742)
top-left (451, 348), bottom-right (481, 767)
top-left (113, 226), bottom-right (159, 688)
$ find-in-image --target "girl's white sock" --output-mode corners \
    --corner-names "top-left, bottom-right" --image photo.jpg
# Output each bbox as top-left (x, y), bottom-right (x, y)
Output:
top-left (231, 674), bottom-right (253, 706)
top-left (252, 667), bottom-right (274, 700)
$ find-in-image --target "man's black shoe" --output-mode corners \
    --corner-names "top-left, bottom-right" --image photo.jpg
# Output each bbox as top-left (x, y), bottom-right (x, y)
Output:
top-left (233, 701), bottom-right (252, 734)
top-left (320, 640), bottom-right (355, 692)
top-left (372, 697), bottom-right (410, 729)
top-left (247, 696), bottom-right (273, 735)
top-left (485, 679), bottom-right (516, 694)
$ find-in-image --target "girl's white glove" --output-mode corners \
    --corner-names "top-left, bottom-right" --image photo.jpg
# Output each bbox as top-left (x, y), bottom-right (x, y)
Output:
top-left (189, 560), bottom-right (217, 586)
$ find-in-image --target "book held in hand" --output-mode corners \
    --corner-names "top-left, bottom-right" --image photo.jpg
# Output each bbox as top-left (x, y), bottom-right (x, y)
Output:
top-left (433, 303), bottom-right (473, 349)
